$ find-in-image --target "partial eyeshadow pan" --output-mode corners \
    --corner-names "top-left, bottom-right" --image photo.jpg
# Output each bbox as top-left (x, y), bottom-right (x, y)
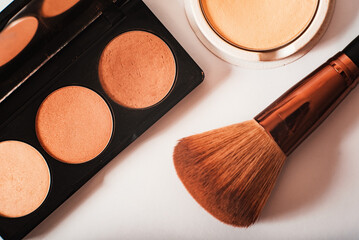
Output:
top-left (0, 141), bottom-right (50, 218)
top-left (41, 0), bottom-right (80, 18)
top-left (36, 86), bottom-right (113, 164)
top-left (99, 31), bottom-right (176, 109)
top-left (0, 16), bottom-right (38, 67)
top-left (200, 0), bottom-right (319, 51)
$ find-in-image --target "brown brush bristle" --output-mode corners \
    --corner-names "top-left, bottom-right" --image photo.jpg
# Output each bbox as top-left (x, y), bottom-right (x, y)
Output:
top-left (173, 120), bottom-right (286, 227)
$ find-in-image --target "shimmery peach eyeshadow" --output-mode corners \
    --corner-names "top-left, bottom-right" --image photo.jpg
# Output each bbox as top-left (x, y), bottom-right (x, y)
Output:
top-left (36, 86), bottom-right (113, 164)
top-left (0, 141), bottom-right (50, 218)
top-left (41, 0), bottom-right (80, 17)
top-left (200, 0), bottom-right (318, 51)
top-left (0, 16), bottom-right (38, 67)
top-left (98, 31), bottom-right (176, 109)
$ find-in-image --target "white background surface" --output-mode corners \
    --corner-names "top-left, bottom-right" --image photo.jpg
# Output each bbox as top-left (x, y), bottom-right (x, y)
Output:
top-left (2, 0), bottom-right (358, 239)
top-left (0, 0), bottom-right (12, 12)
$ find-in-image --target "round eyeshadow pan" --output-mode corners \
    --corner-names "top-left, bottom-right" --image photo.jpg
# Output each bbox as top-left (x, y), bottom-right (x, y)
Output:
top-left (36, 86), bottom-right (113, 164)
top-left (200, 0), bottom-right (319, 51)
top-left (0, 140), bottom-right (50, 218)
top-left (98, 31), bottom-right (176, 109)
top-left (0, 16), bottom-right (38, 67)
top-left (41, 0), bottom-right (81, 17)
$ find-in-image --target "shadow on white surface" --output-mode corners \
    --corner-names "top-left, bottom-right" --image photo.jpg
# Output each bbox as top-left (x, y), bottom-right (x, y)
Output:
top-left (321, 0), bottom-right (359, 45)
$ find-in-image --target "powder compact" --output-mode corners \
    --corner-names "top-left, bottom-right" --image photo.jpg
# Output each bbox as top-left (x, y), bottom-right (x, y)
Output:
top-left (0, 0), bottom-right (203, 239)
top-left (186, 0), bottom-right (335, 68)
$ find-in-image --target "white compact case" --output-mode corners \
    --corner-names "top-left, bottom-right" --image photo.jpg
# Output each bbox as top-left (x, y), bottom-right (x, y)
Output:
top-left (185, 0), bottom-right (336, 68)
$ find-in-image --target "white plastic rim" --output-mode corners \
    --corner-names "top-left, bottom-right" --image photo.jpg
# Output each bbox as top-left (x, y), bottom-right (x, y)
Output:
top-left (185, 0), bottom-right (336, 69)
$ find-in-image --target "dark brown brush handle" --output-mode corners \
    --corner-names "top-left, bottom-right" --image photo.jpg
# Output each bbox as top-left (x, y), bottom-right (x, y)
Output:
top-left (255, 51), bottom-right (359, 156)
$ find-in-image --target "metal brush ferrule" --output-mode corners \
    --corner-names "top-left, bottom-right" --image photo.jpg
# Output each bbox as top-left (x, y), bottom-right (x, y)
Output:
top-left (255, 52), bottom-right (359, 156)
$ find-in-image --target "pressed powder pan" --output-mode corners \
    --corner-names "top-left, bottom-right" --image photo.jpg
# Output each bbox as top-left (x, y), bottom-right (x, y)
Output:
top-left (186, 0), bottom-right (335, 68)
top-left (0, 16), bottom-right (38, 67)
top-left (36, 86), bottom-right (113, 164)
top-left (41, 0), bottom-right (81, 17)
top-left (0, 140), bottom-right (50, 218)
top-left (99, 31), bottom-right (176, 109)
top-left (201, 0), bottom-right (319, 51)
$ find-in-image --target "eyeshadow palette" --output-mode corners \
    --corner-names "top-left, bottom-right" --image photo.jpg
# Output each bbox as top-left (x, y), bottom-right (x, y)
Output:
top-left (0, 0), bottom-right (204, 239)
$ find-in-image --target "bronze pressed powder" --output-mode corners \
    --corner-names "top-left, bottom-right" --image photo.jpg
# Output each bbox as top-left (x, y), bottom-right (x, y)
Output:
top-left (36, 86), bottom-right (113, 164)
top-left (0, 141), bottom-right (50, 218)
top-left (0, 16), bottom-right (38, 67)
top-left (41, 0), bottom-right (80, 17)
top-left (99, 31), bottom-right (176, 109)
top-left (200, 0), bottom-right (319, 51)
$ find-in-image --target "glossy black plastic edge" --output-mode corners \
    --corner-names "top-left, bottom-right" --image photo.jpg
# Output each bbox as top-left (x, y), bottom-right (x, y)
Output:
top-left (0, 0), bottom-right (32, 29)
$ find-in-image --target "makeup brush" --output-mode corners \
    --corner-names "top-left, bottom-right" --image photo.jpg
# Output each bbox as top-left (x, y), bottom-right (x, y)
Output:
top-left (173, 36), bottom-right (359, 227)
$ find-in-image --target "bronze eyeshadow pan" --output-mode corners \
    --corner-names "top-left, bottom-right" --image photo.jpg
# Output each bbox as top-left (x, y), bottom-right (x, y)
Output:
top-left (36, 86), bottom-right (113, 164)
top-left (0, 16), bottom-right (38, 67)
top-left (99, 30), bottom-right (177, 109)
top-left (41, 0), bottom-right (81, 18)
top-left (0, 141), bottom-right (50, 218)
top-left (0, 0), bottom-right (204, 239)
